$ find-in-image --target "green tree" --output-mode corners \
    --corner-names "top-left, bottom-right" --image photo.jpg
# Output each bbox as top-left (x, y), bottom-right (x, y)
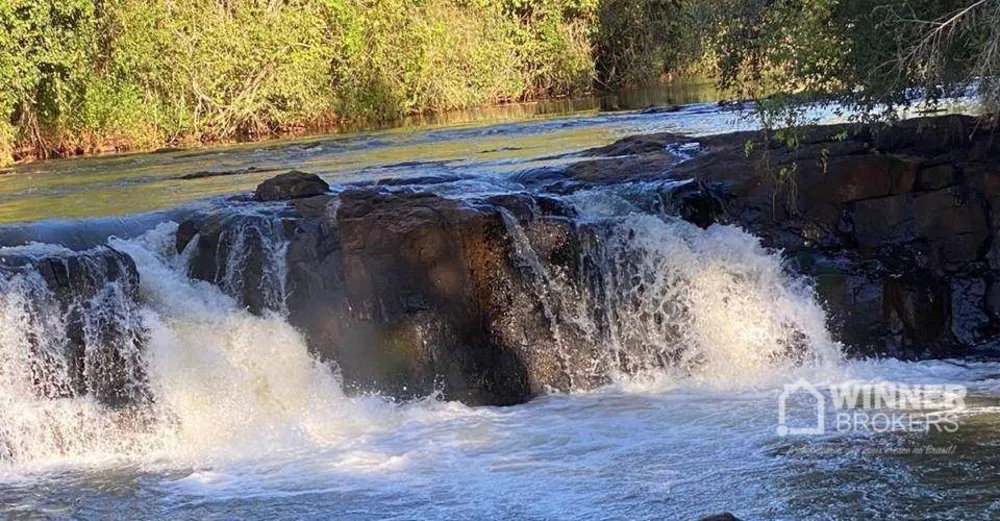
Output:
top-left (705, 0), bottom-right (1000, 124)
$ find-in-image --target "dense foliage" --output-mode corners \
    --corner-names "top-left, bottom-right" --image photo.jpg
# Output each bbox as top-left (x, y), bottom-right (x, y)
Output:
top-left (0, 0), bottom-right (700, 165)
top-left (9, 0), bottom-right (987, 165)
top-left (592, 0), bottom-right (704, 87)
top-left (703, 0), bottom-right (1000, 125)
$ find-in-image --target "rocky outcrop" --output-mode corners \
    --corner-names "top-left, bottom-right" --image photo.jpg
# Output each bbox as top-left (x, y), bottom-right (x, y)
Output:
top-left (176, 114), bottom-right (1000, 405)
top-left (179, 187), bottom-right (614, 405)
top-left (0, 246), bottom-right (147, 406)
top-left (568, 114), bottom-right (1000, 358)
top-left (285, 190), bottom-right (536, 404)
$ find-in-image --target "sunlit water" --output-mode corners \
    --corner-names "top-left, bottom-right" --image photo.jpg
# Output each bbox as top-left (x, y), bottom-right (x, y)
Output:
top-left (0, 84), bottom-right (998, 520)
top-left (0, 82), bottom-right (727, 224)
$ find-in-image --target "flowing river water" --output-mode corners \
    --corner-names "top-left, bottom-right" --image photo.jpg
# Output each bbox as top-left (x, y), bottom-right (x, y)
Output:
top-left (0, 84), bottom-right (999, 520)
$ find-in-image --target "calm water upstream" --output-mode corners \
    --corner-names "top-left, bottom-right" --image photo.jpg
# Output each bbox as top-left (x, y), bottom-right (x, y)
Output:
top-left (0, 83), bottom-right (998, 521)
top-left (0, 82), bottom-right (724, 224)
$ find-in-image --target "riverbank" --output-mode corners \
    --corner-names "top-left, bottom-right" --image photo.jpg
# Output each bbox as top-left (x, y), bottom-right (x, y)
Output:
top-left (1, 80), bottom-right (717, 170)
top-left (0, 0), bottom-right (706, 167)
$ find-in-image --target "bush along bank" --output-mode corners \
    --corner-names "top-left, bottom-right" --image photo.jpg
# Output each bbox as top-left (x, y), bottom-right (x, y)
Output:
top-left (0, 0), bottom-right (701, 165)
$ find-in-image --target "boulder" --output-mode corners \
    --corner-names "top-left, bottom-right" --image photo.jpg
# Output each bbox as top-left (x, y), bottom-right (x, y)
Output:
top-left (178, 187), bottom-right (612, 405)
top-left (660, 180), bottom-right (728, 228)
top-left (253, 170), bottom-right (330, 201)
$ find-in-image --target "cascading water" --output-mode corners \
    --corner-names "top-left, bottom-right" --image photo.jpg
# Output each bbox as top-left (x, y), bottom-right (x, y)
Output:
top-left (0, 225), bottom-right (384, 467)
top-left (113, 224), bottom-right (362, 456)
top-left (0, 189), bottom-right (843, 469)
top-left (186, 213), bottom-right (292, 316)
top-left (0, 244), bottom-right (147, 463)
top-left (590, 213), bottom-right (840, 385)
top-left (495, 189), bottom-right (842, 389)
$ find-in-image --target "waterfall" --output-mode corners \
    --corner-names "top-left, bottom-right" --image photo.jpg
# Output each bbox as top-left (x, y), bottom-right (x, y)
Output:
top-left (0, 244), bottom-right (147, 463)
top-left (185, 213), bottom-right (291, 316)
top-left (593, 214), bottom-right (840, 385)
top-left (497, 192), bottom-right (842, 388)
top-left (0, 193), bottom-right (843, 467)
top-left (216, 216), bottom-right (290, 315)
top-left (0, 225), bottom-right (377, 466)
top-left (112, 224), bottom-right (375, 460)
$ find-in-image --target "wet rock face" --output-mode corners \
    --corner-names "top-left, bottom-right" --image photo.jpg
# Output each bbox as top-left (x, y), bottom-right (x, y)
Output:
top-left (299, 189), bottom-right (534, 404)
top-left (175, 114), bottom-right (1000, 404)
top-left (0, 247), bottom-right (147, 407)
top-left (181, 210), bottom-right (294, 315)
top-left (253, 170), bottom-right (330, 202)
top-left (178, 189), bottom-right (614, 405)
top-left (587, 114), bottom-right (1000, 358)
top-left (660, 180), bottom-right (727, 229)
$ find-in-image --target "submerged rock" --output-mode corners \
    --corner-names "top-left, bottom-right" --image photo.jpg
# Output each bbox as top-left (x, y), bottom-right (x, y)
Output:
top-left (177, 166), bottom-right (280, 180)
top-left (697, 514), bottom-right (742, 521)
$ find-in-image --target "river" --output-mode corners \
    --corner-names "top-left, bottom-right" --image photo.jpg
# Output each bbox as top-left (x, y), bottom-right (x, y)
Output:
top-left (0, 83), bottom-right (997, 520)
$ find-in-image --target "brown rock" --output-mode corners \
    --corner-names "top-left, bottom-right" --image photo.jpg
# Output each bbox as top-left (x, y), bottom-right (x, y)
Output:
top-left (883, 273), bottom-right (949, 348)
top-left (913, 188), bottom-right (989, 265)
top-left (915, 164), bottom-right (957, 191)
top-left (253, 170), bottom-right (329, 202)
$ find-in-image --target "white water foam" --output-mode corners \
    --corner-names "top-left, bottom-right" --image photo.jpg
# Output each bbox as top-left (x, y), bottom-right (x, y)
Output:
top-left (0, 246), bottom-right (147, 464)
top-left (496, 190), bottom-right (842, 390)
top-left (2, 219), bottom-right (1000, 520)
top-left (597, 214), bottom-right (842, 387)
top-left (0, 205), bottom-right (843, 470)
top-left (0, 224), bottom-right (397, 470)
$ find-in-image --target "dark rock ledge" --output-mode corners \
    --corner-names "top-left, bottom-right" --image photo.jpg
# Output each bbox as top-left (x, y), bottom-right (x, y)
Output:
top-left (570, 114), bottom-right (1000, 359)
top-left (0, 246), bottom-right (146, 406)
top-left (173, 114), bottom-right (1000, 405)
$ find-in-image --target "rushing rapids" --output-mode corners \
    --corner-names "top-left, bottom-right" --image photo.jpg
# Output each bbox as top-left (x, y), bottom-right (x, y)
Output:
top-left (2, 112), bottom-right (1000, 520)
top-left (0, 175), bottom-right (842, 466)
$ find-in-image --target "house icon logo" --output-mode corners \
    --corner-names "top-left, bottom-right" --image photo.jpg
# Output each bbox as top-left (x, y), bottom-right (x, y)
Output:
top-left (776, 379), bottom-right (825, 436)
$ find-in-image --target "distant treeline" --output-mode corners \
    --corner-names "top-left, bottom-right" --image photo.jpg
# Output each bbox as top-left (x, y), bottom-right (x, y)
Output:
top-left (0, 0), bottom-right (705, 165)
